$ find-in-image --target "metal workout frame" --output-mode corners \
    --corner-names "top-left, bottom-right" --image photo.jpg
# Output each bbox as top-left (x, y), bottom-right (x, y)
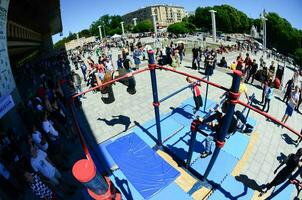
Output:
top-left (69, 51), bottom-right (302, 198)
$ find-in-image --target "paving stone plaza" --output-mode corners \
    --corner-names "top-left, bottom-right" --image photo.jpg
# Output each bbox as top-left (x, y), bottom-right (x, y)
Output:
top-left (71, 38), bottom-right (302, 198)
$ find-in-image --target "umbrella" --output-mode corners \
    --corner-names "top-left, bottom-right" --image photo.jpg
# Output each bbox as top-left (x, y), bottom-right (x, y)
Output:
top-left (111, 34), bottom-right (121, 39)
top-left (176, 40), bottom-right (186, 44)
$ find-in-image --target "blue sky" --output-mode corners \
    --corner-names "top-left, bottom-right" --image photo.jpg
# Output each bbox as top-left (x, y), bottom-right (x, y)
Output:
top-left (53, 0), bottom-right (302, 43)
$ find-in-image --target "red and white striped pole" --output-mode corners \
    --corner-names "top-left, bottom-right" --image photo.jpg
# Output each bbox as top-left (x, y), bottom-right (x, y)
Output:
top-left (72, 159), bottom-right (121, 200)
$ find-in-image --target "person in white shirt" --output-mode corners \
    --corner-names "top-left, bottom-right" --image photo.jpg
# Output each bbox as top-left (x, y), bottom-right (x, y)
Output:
top-left (32, 125), bottom-right (48, 151)
top-left (281, 86), bottom-right (300, 124)
top-left (41, 112), bottom-right (59, 141)
top-left (30, 145), bottom-right (61, 185)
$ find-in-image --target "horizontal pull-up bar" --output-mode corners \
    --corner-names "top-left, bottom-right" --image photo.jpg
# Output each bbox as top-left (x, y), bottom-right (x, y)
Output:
top-left (237, 100), bottom-right (301, 138)
top-left (159, 84), bottom-right (191, 103)
top-left (157, 65), bottom-right (229, 92)
top-left (72, 67), bottom-right (150, 99)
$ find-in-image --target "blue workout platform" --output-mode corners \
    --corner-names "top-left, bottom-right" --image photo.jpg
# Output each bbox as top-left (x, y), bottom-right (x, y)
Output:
top-left (97, 97), bottom-right (294, 199)
top-left (106, 133), bottom-right (180, 199)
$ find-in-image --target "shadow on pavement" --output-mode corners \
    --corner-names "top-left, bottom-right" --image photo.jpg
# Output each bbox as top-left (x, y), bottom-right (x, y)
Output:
top-left (98, 115), bottom-right (131, 132)
top-left (281, 133), bottom-right (296, 146)
top-left (235, 174), bottom-right (263, 192)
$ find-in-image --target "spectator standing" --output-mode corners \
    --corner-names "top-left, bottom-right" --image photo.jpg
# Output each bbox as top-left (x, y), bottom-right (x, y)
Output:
top-left (71, 71), bottom-right (82, 96)
top-left (80, 61), bottom-right (87, 82)
top-left (133, 47), bottom-right (141, 70)
top-left (283, 78), bottom-right (294, 103)
top-left (41, 112), bottom-right (59, 142)
top-left (239, 78), bottom-right (249, 102)
top-left (281, 85), bottom-right (300, 124)
top-left (24, 171), bottom-right (56, 200)
top-left (30, 146), bottom-right (62, 186)
top-left (192, 45), bottom-right (199, 70)
top-left (116, 54), bottom-right (124, 70)
top-left (262, 80), bottom-right (274, 113)
top-left (32, 125), bottom-right (48, 152)
top-left (246, 59), bottom-right (258, 84)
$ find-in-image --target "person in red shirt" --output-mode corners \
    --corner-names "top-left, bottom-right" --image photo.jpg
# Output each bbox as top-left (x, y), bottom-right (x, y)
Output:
top-left (186, 77), bottom-right (203, 114)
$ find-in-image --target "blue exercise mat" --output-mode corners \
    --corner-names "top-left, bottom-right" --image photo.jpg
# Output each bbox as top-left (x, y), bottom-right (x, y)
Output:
top-left (191, 150), bottom-right (238, 183)
top-left (209, 176), bottom-right (254, 200)
top-left (107, 133), bottom-right (180, 199)
top-left (223, 133), bottom-right (250, 160)
top-left (165, 127), bottom-right (208, 163)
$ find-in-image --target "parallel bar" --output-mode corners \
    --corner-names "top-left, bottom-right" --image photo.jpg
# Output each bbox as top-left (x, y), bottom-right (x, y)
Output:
top-left (186, 127), bottom-right (197, 168)
top-left (159, 84), bottom-right (190, 103)
top-left (73, 67), bottom-right (150, 98)
top-left (203, 70), bottom-right (242, 180)
top-left (237, 100), bottom-right (301, 137)
top-left (157, 66), bottom-right (229, 91)
top-left (148, 51), bottom-right (162, 146)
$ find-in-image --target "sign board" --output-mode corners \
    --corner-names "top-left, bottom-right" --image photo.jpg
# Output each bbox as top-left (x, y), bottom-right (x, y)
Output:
top-left (0, 0), bottom-right (15, 100)
top-left (0, 94), bottom-right (14, 118)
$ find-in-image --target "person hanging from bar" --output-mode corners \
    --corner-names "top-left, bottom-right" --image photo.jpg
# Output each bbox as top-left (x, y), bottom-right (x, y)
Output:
top-left (186, 77), bottom-right (203, 114)
top-left (259, 148), bottom-right (302, 196)
top-left (197, 101), bottom-right (253, 158)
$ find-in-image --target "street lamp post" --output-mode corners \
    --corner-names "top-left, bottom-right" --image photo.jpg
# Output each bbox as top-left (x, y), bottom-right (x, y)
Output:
top-left (133, 18), bottom-right (137, 26)
top-left (261, 14), bottom-right (267, 54)
top-left (209, 10), bottom-right (217, 43)
top-left (121, 22), bottom-right (125, 36)
top-left (98, 25), bottom-right (103, 41)
top-left (152, 14), bottom-right (158, 47)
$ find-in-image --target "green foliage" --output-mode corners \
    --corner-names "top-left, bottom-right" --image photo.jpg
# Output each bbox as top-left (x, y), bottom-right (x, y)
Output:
top-left (132, 20), bottom-right (153, 33)
top-left (167, 22), bottom-right (196, 34)
top-left (192, 5), bottom-right (251, 33)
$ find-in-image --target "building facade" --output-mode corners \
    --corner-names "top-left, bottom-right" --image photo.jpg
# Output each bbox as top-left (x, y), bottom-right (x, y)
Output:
top-left (122, 5), bottom-right (186, 27)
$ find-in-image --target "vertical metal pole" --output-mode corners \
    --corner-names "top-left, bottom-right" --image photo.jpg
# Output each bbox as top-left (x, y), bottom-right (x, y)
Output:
top-left (203, 70), bottom-right (242, 180)
top-left (204, 76), bottom-right (209, 112)
top-left (186, 121), bottom-right (198, 168)
top-left (152, 14), bottom-right (158, 48)
top-left (148, 50), bottom-right (162, 146)
top-left (267, 167), bottom-right (302, 200)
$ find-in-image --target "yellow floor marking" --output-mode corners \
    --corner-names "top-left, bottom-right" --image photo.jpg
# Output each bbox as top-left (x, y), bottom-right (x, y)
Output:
top-left (192, 187), bottom-right (212, 200)
top-left (157, 150), bottom-right (212, 200)
top-left (232, 132), bottom-right (260, 177)
top-left (251, 190), bottom-right (272, 200)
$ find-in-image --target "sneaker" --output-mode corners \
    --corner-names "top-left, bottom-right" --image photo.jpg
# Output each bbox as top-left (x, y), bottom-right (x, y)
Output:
top-left (200, 152), bottom-right (209, 158)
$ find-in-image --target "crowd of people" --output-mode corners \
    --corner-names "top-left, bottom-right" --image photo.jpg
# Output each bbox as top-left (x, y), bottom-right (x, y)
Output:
top-left (0, 52), bottom-right (83, 199)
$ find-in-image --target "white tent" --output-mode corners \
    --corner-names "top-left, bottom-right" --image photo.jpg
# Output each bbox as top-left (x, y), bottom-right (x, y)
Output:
top-left (111, 34), bottom-right (121, 39)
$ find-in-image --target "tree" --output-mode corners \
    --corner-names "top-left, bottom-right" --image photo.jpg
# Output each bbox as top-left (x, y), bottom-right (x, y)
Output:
top-left (168, 22), bottom-right (196, 34)
top-left (192, 5), bottom-right (251, 33)
top-left (133, 20), bottom-right (153, 33)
